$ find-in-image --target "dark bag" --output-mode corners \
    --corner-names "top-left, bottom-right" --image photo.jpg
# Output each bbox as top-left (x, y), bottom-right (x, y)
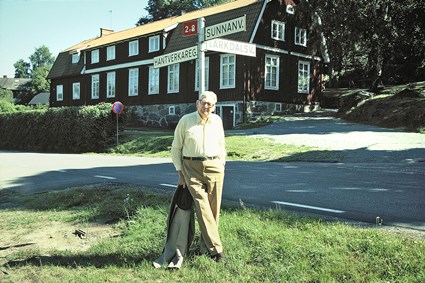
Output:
top-left (174, 185), bottom-right (193, 210)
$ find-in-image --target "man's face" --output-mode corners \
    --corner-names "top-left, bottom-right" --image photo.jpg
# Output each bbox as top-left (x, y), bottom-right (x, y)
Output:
top-left (197, 97), bottom-right (216, 119)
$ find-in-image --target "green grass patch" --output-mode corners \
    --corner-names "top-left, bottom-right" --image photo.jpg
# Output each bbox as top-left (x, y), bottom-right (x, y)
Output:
top-left (110, 133), bottom-right (174, 157)
top-left (108, 132), bottom-right (342, 162)
top-left (1, 185), bottom-right (424, 282)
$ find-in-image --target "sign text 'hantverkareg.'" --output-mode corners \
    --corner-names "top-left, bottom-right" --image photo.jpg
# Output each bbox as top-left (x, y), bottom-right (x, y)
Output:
top-left (154, 46), bottom-right (198, 68)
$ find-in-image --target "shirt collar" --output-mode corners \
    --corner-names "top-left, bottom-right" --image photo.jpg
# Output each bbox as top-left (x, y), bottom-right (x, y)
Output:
top-left (196, 111), bottom-right (213, 124)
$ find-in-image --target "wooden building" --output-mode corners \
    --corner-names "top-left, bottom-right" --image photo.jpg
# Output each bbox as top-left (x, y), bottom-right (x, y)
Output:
top-left (48, 0), bottom-right (328, 129)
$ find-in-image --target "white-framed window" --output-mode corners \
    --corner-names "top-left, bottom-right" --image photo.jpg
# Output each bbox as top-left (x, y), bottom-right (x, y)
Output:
top-left (148, 66), bottom-right (159, 95)
top-left (91, 49), bottom-right (99, 64)
top-left (195, 57), bottom-right (209, 91)
top-left (298, 60), bottom-right (310, 93)
top-left (265, 54), bottom-right (280, 90)
top-left (107, 45), bottom-right (115, 61)
top-left (129, 40), bottom-right (139, 56)
top-left (91, 74), bottom-right (100, 99)
top-left (71, 53), bottom-right (79, 64)
top-left (271, 20), bottom-right (285, 41)
top-left (128, 68), bottom-right (139, 96)
top-left (107, 72), bottom-right (116, 98)
top-left (169, 106), bottom-right (175, 115)
top-left (56, 85), bottom-right (63, 101)
top-left (220, 54), bottom-right (236, 89)
top-left (149, 35), bottom-right (160, 53)
top-left (275, 103), bottom-right (282, 112)
top-left (72, 82), bottom-right (80, 100)
top-left (295, 27), bottom-right (307, 46)
top-left (167, 63), bottom-right (180, 93)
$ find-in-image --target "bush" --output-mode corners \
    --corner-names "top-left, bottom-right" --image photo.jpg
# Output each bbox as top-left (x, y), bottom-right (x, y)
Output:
top-left (0, 100), bottom-right (16, 113)
top-left (0, 88), bottom-right (13, 102)
top-left (0, 103), bottom-right (116, 153)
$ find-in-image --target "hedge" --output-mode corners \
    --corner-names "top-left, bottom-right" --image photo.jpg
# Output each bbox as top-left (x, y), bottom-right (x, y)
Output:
top-left (0, 103), bottom-right (116, 153)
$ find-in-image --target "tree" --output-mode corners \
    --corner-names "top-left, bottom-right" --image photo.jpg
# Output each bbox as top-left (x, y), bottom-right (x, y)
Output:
top-left (29, 45), bottom-right (55, 94)
top-left (13, 59), bottom-right (31, 78)
top-left (14, 45), bottom-right (55, 94)
top-left (0, 89), bottom-right (13, 103)
top-left (29, 45), bottom-right (55, 70)
top-left (30, 65), bottom-right (51, 95)
top-left (136, 0), bottom-right (229, 25)
top-left (311, 0), bottom-right (425, 86)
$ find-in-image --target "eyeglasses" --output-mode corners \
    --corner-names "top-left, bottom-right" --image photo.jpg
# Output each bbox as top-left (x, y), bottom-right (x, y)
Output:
top-left (199, 100), bottom-right (215, 107)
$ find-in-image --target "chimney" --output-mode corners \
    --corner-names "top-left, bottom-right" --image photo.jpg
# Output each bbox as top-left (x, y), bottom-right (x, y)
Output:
top-left (100, 28), bottom-right (113, 37)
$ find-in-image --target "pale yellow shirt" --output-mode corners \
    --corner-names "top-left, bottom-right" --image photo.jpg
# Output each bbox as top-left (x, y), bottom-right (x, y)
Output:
top-left (171, 111), bottom-right (226, 171)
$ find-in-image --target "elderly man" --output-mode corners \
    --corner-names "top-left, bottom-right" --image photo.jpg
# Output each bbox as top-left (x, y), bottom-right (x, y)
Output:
top-left (171, 91), bottom-right (226, 262)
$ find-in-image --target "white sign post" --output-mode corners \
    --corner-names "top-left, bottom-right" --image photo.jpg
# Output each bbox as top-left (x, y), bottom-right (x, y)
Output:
top-left (198, 18), bottom-right (206, 96)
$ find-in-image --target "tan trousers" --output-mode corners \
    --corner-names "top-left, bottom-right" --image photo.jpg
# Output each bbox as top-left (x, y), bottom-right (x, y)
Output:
top-left (182, 159), bottom-right (225, 255)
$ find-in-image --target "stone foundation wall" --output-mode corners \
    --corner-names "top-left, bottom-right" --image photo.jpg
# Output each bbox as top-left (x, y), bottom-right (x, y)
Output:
top-left (124, 101), bottom-right (320, 129)
top-left (126, 103), bottom-right (196, 129)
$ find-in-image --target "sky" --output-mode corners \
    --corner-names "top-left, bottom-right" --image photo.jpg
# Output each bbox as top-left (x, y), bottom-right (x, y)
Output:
top-left (0, 0), bottom-right (148, 78)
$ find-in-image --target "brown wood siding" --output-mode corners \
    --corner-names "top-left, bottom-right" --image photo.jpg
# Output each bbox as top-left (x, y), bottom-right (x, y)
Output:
top-left (250, 0), bottom-right (320, 105)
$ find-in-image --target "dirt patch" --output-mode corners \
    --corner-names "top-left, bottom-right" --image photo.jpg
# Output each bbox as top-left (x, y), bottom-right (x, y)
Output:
top-left (0, 222), bottom-right (116, 265)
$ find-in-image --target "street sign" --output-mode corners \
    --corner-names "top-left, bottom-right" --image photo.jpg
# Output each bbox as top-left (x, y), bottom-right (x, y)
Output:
top-left (183, 20), bottom-right (198, 36)
top-left (205, 38), bottom-right (256, 57)
top-left (205, 15), bottom-right (246, 40)
top-left (153, 46), bottom-right (198, 68)
top-left (112, 101), bottom-right (124, 115)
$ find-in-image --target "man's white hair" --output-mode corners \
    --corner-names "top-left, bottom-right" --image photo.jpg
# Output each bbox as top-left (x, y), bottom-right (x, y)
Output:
top-left (199, 91), bottom-right (217, 103)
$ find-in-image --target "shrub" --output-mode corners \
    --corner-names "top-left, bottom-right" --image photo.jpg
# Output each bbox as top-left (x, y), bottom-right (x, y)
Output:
top-left (0, 103), bottom-right (116, 153)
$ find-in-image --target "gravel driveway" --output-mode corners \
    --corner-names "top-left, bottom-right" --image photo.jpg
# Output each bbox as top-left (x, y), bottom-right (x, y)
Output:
top-left (228, 110), bottom-right (425, 163)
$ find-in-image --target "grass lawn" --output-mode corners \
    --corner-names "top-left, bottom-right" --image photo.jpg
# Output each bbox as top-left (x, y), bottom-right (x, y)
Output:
top-left (1, 185), bottom-right (424, 283)
top-left (109, 133), bottom-right (344, 163)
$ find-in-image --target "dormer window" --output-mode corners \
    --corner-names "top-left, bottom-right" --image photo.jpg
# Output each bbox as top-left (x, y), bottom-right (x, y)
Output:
top-left (91, 49), bottom-right (99, 64)
top-left (286, 5), bottom-right (295, 14)
top-left (271, 20), bottom-right (285, 41)
top-left (71, 53), bottom-right (79, 64)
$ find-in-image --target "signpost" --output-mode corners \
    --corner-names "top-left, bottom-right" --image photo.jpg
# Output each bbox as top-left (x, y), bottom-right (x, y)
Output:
top-left (198, 18), bottom-right (206, 95)
top-left (153, 15), bottom-right (254, 100)
top-left (112, 101), bottom-right (124, 146)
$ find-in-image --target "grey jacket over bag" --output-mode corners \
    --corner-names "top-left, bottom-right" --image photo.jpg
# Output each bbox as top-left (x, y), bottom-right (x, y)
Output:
top-left (153, 185), bottom-right (195, 269)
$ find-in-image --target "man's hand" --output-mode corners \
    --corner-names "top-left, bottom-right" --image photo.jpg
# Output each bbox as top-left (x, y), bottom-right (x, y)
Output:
top-left (177, 170), bottom-right (187, 188)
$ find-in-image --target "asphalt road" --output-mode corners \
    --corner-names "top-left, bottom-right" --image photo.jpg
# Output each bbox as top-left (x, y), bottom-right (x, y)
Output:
top-left (1, 112), bottom-right (424, 231)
